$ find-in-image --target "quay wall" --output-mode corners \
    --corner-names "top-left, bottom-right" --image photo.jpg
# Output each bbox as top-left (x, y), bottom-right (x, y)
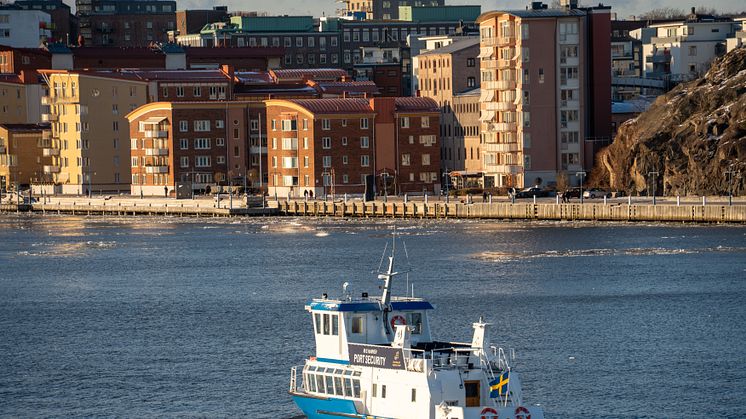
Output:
top-left (1, 201), bottom-right (745, 223)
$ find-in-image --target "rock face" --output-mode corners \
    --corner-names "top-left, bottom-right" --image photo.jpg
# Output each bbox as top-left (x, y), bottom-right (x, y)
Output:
top-left (595, 47), bottom-right (746, 196)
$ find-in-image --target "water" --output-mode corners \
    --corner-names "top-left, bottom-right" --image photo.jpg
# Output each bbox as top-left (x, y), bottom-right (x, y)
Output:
top-left (0, 215), bottom-right (745, 418)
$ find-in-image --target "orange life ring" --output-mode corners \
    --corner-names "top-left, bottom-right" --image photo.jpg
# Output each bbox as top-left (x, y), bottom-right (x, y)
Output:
top-left (514, 406), bottom-right (531, 419)
top-left (480, 407), bottom-right (498, 419)
top-left (390, 315), bottom-right (406, 330)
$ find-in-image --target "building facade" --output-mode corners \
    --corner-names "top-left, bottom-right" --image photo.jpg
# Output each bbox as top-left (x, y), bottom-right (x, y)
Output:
top-left (451, 87), bottom-right (482, 187)
top-left (126, 101), bottom-right (250, 196)
top-left (415, 38), bottom-right (480, 173)
top-left (477, 2), bottom-right (611, 189)
top-left (0, 7), bottom-right (51, 48)
top-left (0, 123), bottom-right (52, 190)
top-left (76, 0), bottom-right (176, 47)
top-left (264, 97), bottom-right (440, 198)
top-left (0, 71), bottom-right (46, 125)
top-left (13, 0), bottom-right (76, 44)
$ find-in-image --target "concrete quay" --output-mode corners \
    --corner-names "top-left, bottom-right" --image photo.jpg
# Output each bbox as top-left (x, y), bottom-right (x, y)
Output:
top-left (1, 195), bottom-right (745, 223)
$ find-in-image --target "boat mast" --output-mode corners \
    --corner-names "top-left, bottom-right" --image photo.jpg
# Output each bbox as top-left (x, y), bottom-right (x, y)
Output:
top-left (378, 235), bottom-right (398, 335)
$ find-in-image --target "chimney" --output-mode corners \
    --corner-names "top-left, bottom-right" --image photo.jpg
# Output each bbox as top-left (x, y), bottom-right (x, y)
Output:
top-left (691, 7), bottom-right (696, 14)
top-left (531, 2), bottom-right (543, 10)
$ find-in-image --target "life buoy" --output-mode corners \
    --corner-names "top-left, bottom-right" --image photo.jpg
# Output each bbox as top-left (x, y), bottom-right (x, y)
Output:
top-left (514, 406), bottom-right (531, 419)
top-left (480, 407), bottom-right (498, 419)
top-left (390, 315), bottom-right (406, 330)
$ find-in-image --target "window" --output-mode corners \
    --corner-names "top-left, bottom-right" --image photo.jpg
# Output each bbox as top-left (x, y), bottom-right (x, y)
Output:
top-left (180, 156), bottom-right (189, 168)
top-left (467, 58), bottom-right (475, 67)
top-left (194, 120), bottom-right (210, 132)
top-left (302, 119), bottom-right (308, 130)
top-left (361, 155), bottom-right (370, 167)
top-left (351, 316), bottom-right (363, 334)
top-left (688, 46), bottom-right (697, 56)
top-left (323, 156), bottom-right (332, 168)
top-left (412, 388), bottom-right (416, 402)
top-left (467, 76), bottom-right (476, 87)
top-left (216, 138), bottom-right (225, 146)
top-left (194, 138), bottom-right (211, 149)
top-left (538, 68), bottom-right (544, 84)
top-left (360, 137), bottom-right (369, 148)
top-left (281, 119), bottom-right (297, 131)
top-left (216, 120), bottom-right (224, 129)
top-left (322, 137), bottom-right (331, 149)
top-left (342, 155), bottom-right (348, 165)
top-left (421, 117), bottom-right (430, 128)
top-left (282, 138), bottom-right (298, 150)
top-left (422, 154), bottom-right (430, 166)
top-left (195, 156), bottom-right (211, 167)
top-left (179, 139), bottom-right (188, 149)
top-left (401, 153), bottom-right (411, 166)
top-left (400, 117), bottom-right (409, 128)
top-left (360, 118), bottom-right (369, 129)
top-left (304, 156), bottom-right (309, 168)
top-left (193, 86), bottom-right (201, 97)
top-left (381, 385), bottom-right (387, 399)
top-left (322, 119), bottom-right (331, 130)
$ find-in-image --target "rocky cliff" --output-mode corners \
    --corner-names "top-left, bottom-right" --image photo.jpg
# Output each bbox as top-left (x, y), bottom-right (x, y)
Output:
top-left (594, 47), bottom-right (746, 196)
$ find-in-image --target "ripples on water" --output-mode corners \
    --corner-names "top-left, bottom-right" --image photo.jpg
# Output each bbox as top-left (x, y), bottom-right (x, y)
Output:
top-left (1, 215), bottom-right (745, 418)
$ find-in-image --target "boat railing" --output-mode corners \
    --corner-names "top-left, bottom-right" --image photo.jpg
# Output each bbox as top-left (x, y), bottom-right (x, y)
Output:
top-left (289, 365), bottom-right (304, 393)
top-left (401, 344), bottom-right (513, 374)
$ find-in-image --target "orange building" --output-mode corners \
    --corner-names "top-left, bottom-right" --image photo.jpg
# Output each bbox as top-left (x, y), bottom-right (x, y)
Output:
top-left (0, 123), bottom-right (53, 191)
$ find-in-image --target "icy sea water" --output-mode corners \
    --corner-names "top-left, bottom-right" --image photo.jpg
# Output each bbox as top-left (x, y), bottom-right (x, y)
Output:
top-left (0, 215), bottom-right (745, 418)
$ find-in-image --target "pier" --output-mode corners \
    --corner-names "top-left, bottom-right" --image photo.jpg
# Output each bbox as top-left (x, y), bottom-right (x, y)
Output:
top-left (2, 196), bottom-right (745, 223)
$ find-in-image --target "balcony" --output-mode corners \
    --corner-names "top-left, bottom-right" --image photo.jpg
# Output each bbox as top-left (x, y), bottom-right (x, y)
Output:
top-left (492, 122), bottom-right (517, 132)
top-left (145, 165), bottom-right (169, 174)
top-left (42, 148), bottom-right (60, 157)
top-left (488, 164), bottom-right (524, 174)
top-left (143, 130), bottom-right (168, 139)
top-left (43, 165), bottom-right (61, 174)
top-left (497, 36), bottom-right (515, 46)
top-left (481, 37), bottom-right (498, 47)
top-left (42, 130), bottom-right (52, 140)
top-left (41, 96), bottom-right (51, 105)
top-left (646, 54), bottom-right (671, 64)
top-left (485, 101), bottom-right (516, 112)
top-left (145, 148), bottom-right (169, 156)
top-left (41, 113), bottom-right (58, 122)
top-left (483, 142), bottom-right (520, 153)
top-left (484, 80), bottom-right (516, 91)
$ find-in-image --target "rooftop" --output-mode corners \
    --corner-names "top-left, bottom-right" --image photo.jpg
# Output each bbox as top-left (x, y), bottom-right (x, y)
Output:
top-left (316, 81), bottom-right (379, 95)
top-left (394, 97), bottom-right (439, 112)
top-left (288, 98), bottom-right (374, 114)
top-left (0, 123), bottom-right (50, 131)
top-left (271, 68), bottom-right (348, 82)
top-left (420, 38), bottom-right (480, 55)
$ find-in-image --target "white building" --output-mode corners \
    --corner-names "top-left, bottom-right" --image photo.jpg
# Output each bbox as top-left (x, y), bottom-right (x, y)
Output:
top-left (726, 17), bottom-right (745, 52)
top-left (0, 8), bottom-right (51, 48)
top-left (642, 9), bottom-right (737, 81)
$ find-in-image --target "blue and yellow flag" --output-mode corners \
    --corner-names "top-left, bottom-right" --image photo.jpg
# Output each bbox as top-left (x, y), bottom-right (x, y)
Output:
top-left (489, 370), bottom-right (510, 398)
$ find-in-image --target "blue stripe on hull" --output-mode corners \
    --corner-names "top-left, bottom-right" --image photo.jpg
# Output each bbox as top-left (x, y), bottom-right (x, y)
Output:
top-left (292, 393), bottom-right (358, 419)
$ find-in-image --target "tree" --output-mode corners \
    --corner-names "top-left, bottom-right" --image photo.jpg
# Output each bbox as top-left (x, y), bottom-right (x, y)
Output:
top-left (639, 8), bottom-right (686, 20)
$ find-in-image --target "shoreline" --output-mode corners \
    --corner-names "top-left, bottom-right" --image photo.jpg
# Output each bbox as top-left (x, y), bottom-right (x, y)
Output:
top-left (2, 195), bottom-right (745, 223)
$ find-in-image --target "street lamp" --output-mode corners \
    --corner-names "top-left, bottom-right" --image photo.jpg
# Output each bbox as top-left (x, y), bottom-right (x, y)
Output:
top-left (576, 171), bottom-right (586, 204)
top-left (442, 167), bottom-right (449, 203)
top-left (725, 169), bottom-right (737, 206)
top-left (647, 171), bottom-right (659, 205)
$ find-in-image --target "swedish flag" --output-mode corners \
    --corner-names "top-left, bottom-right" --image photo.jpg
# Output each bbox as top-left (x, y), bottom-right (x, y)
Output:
top-left (489, 370), bottom-right (510, 398)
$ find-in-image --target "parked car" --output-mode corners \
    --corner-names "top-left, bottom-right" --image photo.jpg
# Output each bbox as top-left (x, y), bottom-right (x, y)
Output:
top-left (515, 187), bottom-right (548, 198)
top-left (563, 187), bottom-right (582, 199)
top-left (583, 188), bottom-right (611, 199)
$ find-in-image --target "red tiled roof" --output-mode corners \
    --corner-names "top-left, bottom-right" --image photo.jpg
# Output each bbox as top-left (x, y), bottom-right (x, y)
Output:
top-left (116, 69), bottom-right (231, 82)
top-left (271, 68), bottom-right (347, 82)
top-left (288, 98), bottom-right (373, 114)
top-left (70, 47), bottom-right (164, 58)
top-left (394, 97), bottom-right (439, 112)
top-left (234, 71), bottom-right (273, 85)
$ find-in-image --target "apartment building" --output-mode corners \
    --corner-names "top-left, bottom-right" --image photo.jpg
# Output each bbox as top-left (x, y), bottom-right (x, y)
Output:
top-left (0, 123), bottom-right (52, 190)
top-left (477, 1), bottom-right (611, 189)
top-left (76, 0), bottom-right (176, 47)
top-left (0, 45), bottom-right (51, 74)
top-left (415, 38), bottom-right (480, 172)
top-left (340, 0), bottom-right (445, 21)
top-left (0, 71), bottom-right (46, 125)
top-left (174, 7), bottom-right (229, 37)
top-left (13, 0), bottom-right (76, 44)
top-left (37, 67), bottom-right (238, 194)
top-left (125, 101), bottom-right (250, 196)
top-left (451, 87), bottom-right (482, 188)
top-left (611, 20), bottom-right (645, 100)
top-left (264, 97), bottom-right (439, 198)
top-left (0, 6), bottom-right (51, 48)
top-left (642, 9), bottom-right (738, 81)
top-left (726, 17), bottom-right (745, 52)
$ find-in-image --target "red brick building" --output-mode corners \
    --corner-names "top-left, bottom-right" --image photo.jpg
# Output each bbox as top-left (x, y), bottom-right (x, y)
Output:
top-left (0, 46), bottom-right (51, 75)
top-left (125, 101), bottom-right (252, 196)
top-left (264, 97), bottom-right (440, 198)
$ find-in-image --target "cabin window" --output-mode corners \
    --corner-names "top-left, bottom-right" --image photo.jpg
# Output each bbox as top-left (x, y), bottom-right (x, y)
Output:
top-left (411, 388), bottom-right (416, 402)
top-left (325, 375), bottom-right (334, 394)
top-left (353, 379), bottom-right (361, 397)
top-left (409, 312), bottom-right (422, 334)
top-left (381, 384), bottom-right (387, 398)
top-left (372, 383), bottom-right (377, 397)
top-left (314, 313), bottom-right (321, 334)
top-left (344, 378), bottom-right (352, 396)
top-left (334, 376), bottom-right (344, 396)
top-left (351, 316), bottom-right (363, 334)
top-left (309, 374), bottom-right (317, 392)
top-left (332, 314), bottom-right (339, 336)
top-left (323, 314), bottom-right (330, 335)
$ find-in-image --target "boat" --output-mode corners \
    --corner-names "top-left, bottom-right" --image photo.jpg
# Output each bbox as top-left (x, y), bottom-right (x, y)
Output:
top-left (289, 236), bottom-right (545, 419)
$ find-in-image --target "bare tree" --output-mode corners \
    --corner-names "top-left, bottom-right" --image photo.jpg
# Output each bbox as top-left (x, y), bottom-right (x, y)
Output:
top-left (640, 7), bottom-right (686, 20)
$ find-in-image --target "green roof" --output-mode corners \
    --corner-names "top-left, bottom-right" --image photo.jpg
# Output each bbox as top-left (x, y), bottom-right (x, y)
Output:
top-left (229, 15), bottom-right (315, 33)
top-left (398, 5), bottom-right (481, 22)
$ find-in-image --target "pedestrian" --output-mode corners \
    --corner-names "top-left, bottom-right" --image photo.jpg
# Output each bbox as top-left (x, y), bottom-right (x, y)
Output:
top-left (483, 191), bottom-right (488, 202)
top-left (309, 190), bottom-right (314, 199)
top-left (164, 186), bottom-right (168, 197)
top-left (304, 189), bottom-right (309, 200)
top-left (140, 189), bottom-right (144, 199)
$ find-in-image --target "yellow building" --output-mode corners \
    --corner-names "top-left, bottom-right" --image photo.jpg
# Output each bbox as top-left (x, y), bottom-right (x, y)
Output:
top-left (0, 123), bottom-right (53, 191)
top-left (0, 72), bottom-right (46, 125)
top-left (40, 70), bottom-right (148, 194)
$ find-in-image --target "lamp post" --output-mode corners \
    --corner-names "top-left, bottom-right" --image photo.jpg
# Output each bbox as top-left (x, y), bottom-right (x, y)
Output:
top-left (442, 167), bottom-right (449, 203)
top-left (725, 169), bottom-right (737, 206)
top-left (647, 171), bottom-right (659, 205)
top-left (576, 171), bottom-right (586, 204)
